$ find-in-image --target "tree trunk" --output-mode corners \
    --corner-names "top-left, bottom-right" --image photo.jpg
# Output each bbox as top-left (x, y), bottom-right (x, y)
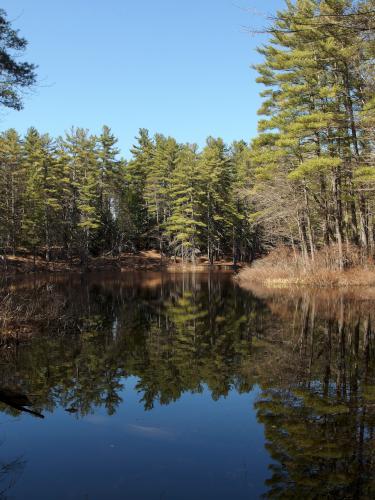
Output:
top-left (45, 207), bottom-right (50, 262)
top-left (297, 212), bottom-right (309, 269)
top-left (332, 169), bottom-right (344, 270)
top-left (359, 194), bottom-right (369, 253)
top-left (303, 184), bottom-right (315, 262)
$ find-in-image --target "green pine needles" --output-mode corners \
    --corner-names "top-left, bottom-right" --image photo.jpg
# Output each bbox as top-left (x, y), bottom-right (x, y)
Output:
top-left (0, 127), bottom-right (254, 263)
top-left (249, 0), bottom-right (375, 267)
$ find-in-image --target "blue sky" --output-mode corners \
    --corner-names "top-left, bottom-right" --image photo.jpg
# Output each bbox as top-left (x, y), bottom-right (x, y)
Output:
top-left (2, 0), bottom-right (285, 156)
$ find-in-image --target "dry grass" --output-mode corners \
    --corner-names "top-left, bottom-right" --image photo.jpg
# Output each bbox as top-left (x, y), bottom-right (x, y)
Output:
top-left (0, 284), bottom-right (78, 345)
top-left (237, 245), bottom-right (375, 288)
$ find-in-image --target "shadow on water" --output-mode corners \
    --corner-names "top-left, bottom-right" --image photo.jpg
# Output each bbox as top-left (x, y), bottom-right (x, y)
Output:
top-left (1, 272), bottom-right (375, 498)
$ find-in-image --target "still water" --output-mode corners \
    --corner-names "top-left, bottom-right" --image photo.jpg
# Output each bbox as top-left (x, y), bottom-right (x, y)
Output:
top-left (0, 272), bottom-right (374, 499)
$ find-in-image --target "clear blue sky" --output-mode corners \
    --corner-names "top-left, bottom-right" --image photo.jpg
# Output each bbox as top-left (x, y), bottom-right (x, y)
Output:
top-left (2, 0), bottom-right (285, 156)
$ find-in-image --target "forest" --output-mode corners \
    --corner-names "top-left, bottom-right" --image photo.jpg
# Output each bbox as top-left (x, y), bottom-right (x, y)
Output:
top-left (249, 0), bottom-right (375, 271)
top-left (0, 127), bottom-right (255, 264)
top-left (0, 0), bottom-right (374, 270)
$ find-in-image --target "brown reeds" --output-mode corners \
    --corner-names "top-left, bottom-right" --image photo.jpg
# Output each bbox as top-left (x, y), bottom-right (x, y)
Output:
top-left (0, 284), bottom-right (77, 345)
top-left (237, 245), bottom-right (375, 288)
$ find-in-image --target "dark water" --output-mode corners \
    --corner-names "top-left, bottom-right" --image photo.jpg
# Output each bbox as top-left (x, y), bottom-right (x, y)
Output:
top-left (0, 272), bottom-right (375, 499)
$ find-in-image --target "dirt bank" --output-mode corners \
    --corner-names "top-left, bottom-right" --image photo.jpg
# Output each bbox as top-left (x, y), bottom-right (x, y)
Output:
top-left (1, 251), bottom-right (240, 277)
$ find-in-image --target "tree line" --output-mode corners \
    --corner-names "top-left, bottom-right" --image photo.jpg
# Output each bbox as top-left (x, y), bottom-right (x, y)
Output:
top-left (0, 127), bottom-right (257, 263)
top-left (0, 7), bottom-right (256, 265)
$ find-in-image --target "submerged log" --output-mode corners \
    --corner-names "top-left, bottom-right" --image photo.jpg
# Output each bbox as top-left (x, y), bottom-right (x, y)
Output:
top-left (0, 388), bottom-right (44, 419)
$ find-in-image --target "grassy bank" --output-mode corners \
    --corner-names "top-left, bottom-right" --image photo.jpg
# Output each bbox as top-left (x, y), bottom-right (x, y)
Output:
top-left (237, 246), bottom-right (375, 288)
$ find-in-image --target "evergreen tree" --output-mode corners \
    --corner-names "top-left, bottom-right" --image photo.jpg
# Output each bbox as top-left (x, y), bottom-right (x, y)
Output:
top-left (230, 140), bottom-right (258, 262)
top-left (200, 137), bottom-right (234, 263)
top-left (144, 134), bottom-right (179, 252)
top-left (125, 129), bottom-right (154, 250)
top-left (165, 144), bottom-right (206, 261)
top-left (23, 128), bottom-right (60, 260)
top-left (249, 0), bottom-right (375, 266)
top-left (94, 125), bottom-right (122, 255)
top-left (62, 128), bottom-right (100, 263)
top-left (0, 129), bottom-right (24, 255)
top-left (0, 8), bottom-right (37, 110)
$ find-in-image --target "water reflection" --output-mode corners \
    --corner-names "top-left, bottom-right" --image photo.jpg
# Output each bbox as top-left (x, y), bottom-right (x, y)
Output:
top-left (0, 273), bottom-right (269, 416)
top-left (0, 273), bottom-right (375, 498)
top-left (250, 287), bottom-right (375, 499)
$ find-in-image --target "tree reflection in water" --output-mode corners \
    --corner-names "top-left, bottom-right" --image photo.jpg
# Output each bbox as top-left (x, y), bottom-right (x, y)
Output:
top-left (1, 273), bottom-right (375, 498)
top-left (250, 287), bottom-right (375, 499)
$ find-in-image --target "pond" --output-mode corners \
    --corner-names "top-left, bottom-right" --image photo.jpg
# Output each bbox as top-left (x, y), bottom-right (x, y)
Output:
top-left (0, 272), bottom-right (374, 499)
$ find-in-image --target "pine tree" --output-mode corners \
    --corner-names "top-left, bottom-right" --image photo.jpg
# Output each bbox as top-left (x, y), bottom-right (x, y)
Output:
top-left (0, 9), bottom-right (37, 111)
top-left (0, 129), bottom-right (24, 256)
top-left (230, 141), bottom-right (257, 263)
top-left (125, 129), bottom-right (154, 250)
top-left (250, 0), bottom-right (375, 266)
top-left (165, 144), bottom-right (206, 261)
top-left (144, 134), bottom-right (179, 252)
top-left (94, 125), bottom-right (122, 255)
top-left (23, 128), bottom-right (61, 260)
top-left (200, 137), bottom-right (234, 263)
top-left (62, 128), bottom-right (100, 263)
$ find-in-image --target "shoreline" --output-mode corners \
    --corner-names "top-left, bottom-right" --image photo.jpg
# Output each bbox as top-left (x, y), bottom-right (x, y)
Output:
top-left (236, 267), bottom-right (375, 290)
top-left (0, 251), bottom-right (240, 278)
top-left (236, 274), bottom-right (375, 289)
